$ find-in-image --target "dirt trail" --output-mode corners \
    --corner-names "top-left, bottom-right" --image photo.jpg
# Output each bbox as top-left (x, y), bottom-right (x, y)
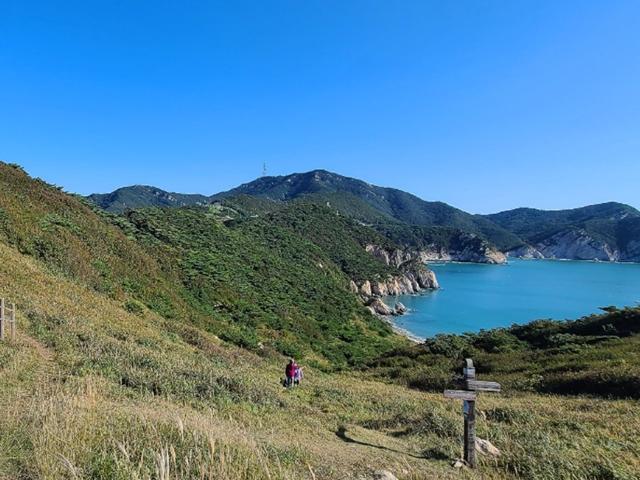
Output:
top-left (20, 333), bottom-right (54, 362)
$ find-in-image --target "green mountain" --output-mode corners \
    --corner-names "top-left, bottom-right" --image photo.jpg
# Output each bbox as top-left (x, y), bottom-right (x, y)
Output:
top-left (88, 173), bottom-right (519, 264)
top-left (213, 170), bottom-right (524, 251)
top-left (486, 202), bottom-right (640, 261)
top-left (88, 171), bottom-right (640, 262)
top-left (88, 185), bottom-right (209, 213)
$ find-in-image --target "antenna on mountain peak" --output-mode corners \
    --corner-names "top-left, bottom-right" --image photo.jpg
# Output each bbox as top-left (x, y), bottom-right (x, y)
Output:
top-left (262, 161), bottom-right (267, 177)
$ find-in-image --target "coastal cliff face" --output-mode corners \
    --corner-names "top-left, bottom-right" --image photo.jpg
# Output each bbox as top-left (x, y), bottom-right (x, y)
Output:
top-left (536, 230), bottom-right (620, 261)
top-left (506, 245), bottom-right (545, 259)
top-left (366, 237), bottom-right (507, 266)
top-left (417, 244), bottom-right (507, 264)
top-left (352, 245), bottom-right (439, 315)
top-left (507, 230), bottom-right (627, 262)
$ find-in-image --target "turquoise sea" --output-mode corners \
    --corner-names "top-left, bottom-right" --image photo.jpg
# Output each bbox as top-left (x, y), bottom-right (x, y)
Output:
top-left (389, 259), bottom-right (640, 339)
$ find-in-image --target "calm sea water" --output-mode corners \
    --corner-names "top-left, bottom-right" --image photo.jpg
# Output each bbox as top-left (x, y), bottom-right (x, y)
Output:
top-left (389, 259), bottom-right (640, 339)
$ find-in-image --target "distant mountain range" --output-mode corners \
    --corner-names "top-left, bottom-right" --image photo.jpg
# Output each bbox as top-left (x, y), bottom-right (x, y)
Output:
top-left (88, 170), bottom-right (640, 262)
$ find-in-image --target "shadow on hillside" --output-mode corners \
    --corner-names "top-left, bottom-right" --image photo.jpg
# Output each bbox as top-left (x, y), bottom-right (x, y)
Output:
top-left (335, 426), bottom-right (450, 461)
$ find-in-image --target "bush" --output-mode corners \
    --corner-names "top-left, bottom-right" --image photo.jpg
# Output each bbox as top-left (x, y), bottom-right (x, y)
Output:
top-left (124, 300), bottom-right (145, 316)
top-left (423, 334), bottom-right (471, 358)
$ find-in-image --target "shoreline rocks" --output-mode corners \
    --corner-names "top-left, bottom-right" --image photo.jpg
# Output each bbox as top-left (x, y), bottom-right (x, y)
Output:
top-left (354, 244), bottom-right (441, 317)
top-left (367, 298), bottom-right (393, 316)
top-left (506, 244), bottom-right (544, 259)
top-left (394, 302), bottom-right (407, 315)
top-left (365, 240), bottom-right (507, 266)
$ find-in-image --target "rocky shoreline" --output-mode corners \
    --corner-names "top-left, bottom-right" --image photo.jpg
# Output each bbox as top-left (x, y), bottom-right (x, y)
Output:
top-left (349, 244), bottom-right (440, 317)
top-left (380, 314), bottom-right (424, 343)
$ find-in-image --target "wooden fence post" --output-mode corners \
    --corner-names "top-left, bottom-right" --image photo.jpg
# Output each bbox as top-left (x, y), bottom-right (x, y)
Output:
top-left (9, 303), bottom-right (16, 340)
top-left (0, 298), bottom-right (5, 341)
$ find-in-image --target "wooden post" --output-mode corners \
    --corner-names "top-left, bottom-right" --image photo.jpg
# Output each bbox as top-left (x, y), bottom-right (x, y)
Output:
top-left (443, 358), bottom-right (501, 469)
top-left (0, 298), bottom-right (5, 341)
top-left (9, 303), bottom-right (16, 340)
top-left (463, 359), bottom-right (477, 468)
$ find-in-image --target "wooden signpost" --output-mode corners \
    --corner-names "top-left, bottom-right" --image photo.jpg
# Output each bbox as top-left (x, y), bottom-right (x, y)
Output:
top-left (444, 358), bottom-right (501, 468)
top-left (0, 298), bottom-right (16, 341)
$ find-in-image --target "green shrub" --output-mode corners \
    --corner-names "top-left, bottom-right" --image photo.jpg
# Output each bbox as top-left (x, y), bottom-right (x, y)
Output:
top-left (124, 300), bottom-right (145, 316)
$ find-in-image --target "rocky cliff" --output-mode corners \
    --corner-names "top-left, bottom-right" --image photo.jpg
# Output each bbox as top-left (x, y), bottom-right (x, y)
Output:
top-left (366, 237), bottom-right (506, 265)
top-left (416, 244), bottom-right (507, 264)
top-left (507, 229), bottom-right (624, 262)
top-left (418, 234), bottom-right (507, 264)
top-left (489, 203), bottom-right (640, 263)
top-left (349, 245), bottom-right (440, 315)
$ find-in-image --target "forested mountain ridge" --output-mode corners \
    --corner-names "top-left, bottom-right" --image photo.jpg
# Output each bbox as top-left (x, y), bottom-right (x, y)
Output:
top-left (486, 202), bottom-right (640, 261)
top-left (88, 170), bottom-right (640, 262)
top-left (89, 171), bottom-right (518, 263)
top-left (88, 185), bottom-right (209, 212)
top-left (212, 170), bottom-right (523, 252)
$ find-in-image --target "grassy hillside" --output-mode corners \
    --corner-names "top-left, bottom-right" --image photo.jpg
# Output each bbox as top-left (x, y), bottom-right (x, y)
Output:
top-left (0, 164), bottom-right (191, 315)
top-left (2, 235), bottom-right (640, 480)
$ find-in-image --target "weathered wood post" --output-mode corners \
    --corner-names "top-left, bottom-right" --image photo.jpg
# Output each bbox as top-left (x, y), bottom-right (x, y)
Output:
top-left (9, 303), bottom-right (16, 340)
top-left (444, 358), bottom-right (501, 468)
top-left (463, 358), bottom-right (477, 467)
top-left (0, 298), bottom-right (5, 341)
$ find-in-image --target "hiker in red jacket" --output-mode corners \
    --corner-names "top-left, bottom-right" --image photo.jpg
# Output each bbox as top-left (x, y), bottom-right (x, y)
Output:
top-left (285, 358), bottom-right (297, 388)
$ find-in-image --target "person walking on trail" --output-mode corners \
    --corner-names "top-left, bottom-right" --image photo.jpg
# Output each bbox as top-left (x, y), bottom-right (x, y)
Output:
top-left (285, 358), bottom-right (297, 388)
top-left (294, 365), bottom-right (304, 386)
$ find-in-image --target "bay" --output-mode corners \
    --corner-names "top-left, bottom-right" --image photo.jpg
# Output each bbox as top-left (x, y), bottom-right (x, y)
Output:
top-left (388, 259), bottom-right (640, 339)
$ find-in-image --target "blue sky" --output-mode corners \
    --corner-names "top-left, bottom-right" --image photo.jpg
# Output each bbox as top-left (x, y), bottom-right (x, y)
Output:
top-left (1, 1), bottom-right (639, 213)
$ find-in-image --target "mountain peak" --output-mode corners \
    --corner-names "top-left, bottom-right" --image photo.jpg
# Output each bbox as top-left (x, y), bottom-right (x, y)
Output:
top-left (88, 185), bottom-right (209, 213)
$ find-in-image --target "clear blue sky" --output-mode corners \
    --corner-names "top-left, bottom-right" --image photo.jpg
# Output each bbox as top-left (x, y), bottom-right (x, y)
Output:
top-left (1, 1), bottom-right (639, 214)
